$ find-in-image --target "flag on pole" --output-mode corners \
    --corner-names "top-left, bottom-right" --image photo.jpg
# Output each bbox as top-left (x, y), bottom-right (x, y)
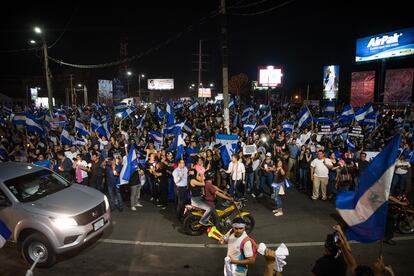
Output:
top-left (347, 138), bottom-right (356, 151)
top-left (297, 107), bottom-right (311, 129)
top-left (282, 121), bottom-right (294, 133)
top-left (215, 134), bottom-right (239, 146)
top-left (243, 123), bottom-right (256, 136)
top-left (60, 126), bottom-right (75, 146)
top-left (75, 120), bottom-right (90, 137)
top-left (175, 130), bottom-right (186, 162)
top-left (25, 114), bottom-right (45, 137)
top-left (262, 109), bottom-right (272, 125)
top-left (220, 143), bottom-right (238, 167)
top-left (166, 100), bottom-right (175, 126)
top-left (189, 101), bottom-right (199, 112)
top-left (119, 145), bottom-right (139, 185)
top-left (336, 135), bottom-right (401, 243)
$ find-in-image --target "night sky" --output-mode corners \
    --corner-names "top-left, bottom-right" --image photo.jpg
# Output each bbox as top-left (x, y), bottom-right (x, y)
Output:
top-left (1, 0), bottom-right (413, 100)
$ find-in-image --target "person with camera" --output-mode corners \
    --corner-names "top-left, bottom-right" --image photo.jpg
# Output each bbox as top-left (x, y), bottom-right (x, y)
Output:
top-left (104, 156), bottom-right (123, 212)
top-left (298, 145), bottom-right (312, 193)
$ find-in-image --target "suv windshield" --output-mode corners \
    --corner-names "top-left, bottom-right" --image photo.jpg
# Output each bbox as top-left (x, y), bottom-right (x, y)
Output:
top-left (4, 169), bottom-right (71, 202)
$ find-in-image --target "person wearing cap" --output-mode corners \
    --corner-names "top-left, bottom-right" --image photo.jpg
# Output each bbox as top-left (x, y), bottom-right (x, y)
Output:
top-left (219, 217), bottom-right (256, 276)
top-left (258, 152), bottom-right (274, 198)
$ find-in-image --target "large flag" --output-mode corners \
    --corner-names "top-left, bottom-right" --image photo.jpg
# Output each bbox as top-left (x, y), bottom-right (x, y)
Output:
top-left (282, 121), bottom-right (294, 133)
top-left (0, 219), bottom-right (11, 248)
top-left (90, 114), bottom-right (101, 132)
top-left (215, 134), bottom-right (239, 146)
top-left (243, 123), bottom-right (256, 136)
top-left (339, 105), bottom-right (355, 123)
top-left (119, 145), bottom-right (139, 185)
top-left (189, 101), bottom-right (199, 112)
top-left (25, 114), bottom-right (45, 137)
top-left (60, 126), bottom-right (75, 146)
top-left (262, 109), bottom-right (272, 125)
top-left (75, 120), bottom-right (90, 137)
top-left (241, 107), bottom-right (254, 122)
top-left (96, 119), bottom-right (111, 140)
top-left (220, 143), bottom-right (238, 167)
top-left (149, 130), bottom-right (163, 148)
top-left (175, 130), bottom-right (186, 162)
top-left (12, 112), bottom-right (27, 125)
top-left (297, 107), bottom-right (312, 129)
top-left (166, 100), bottom-right (175, 126)
top-left (355, 103), bottom-right (373, 122)
top-left (336, 135), bottom-right (401, 243)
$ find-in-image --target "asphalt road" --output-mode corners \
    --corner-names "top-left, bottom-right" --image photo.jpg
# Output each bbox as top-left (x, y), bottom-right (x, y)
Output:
top-left (1, 189), bottom-right (413, 276)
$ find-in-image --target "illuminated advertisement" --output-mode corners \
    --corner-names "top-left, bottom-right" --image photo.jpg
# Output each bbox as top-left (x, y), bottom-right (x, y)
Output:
top-left (147, 79), bottom-right (174, 90)
top-left (198, 88), bottom-right (211, 98)
top-left (323, 65), bottom-right (339, 99)
top-left (257, 66), bottom-right (283, 87)
top-left (384, 68), bottom-right (414, 104)
top-left (356, 27), bottom-right (414, 62)
top-left (350, 71), bottom-right (375, 107)
top-left (98, 80), bottom-right (113, 105)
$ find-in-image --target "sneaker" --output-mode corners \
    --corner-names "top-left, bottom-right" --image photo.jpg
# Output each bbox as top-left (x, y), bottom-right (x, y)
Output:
top-left (274, 211), bottom-right (283, 217)
top-left (131, 206), bottom-right (137, 211)
top-left (160, 206), bottom-right (167, 210)
top-left (272, 209), bottom-right (279, 213)
top-left (135, 203), bottom-right (143, 207)
top-left (150, 197), bottom-right (154, 201)
top-left (156, 204), bottom-right (163, 207)
top-left (251, 193), bottom-right (256, 198)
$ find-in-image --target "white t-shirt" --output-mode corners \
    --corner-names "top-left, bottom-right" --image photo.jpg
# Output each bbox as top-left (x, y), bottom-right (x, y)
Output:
top-left (225, 231), bottom-right (254, 276)
top-left (310, 158), bottom-right (332, 178)
top-left (395, 159), bottom-right (411, 175)
top-left (77, 160), bottom-right (89, 179)
top-left (300, 132), bottom-right (311, 145)
top-left (227, 161), bottom-right (246, 181)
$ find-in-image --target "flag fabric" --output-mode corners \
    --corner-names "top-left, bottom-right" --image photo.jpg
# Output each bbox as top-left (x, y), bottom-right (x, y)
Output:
top-left (154, 105), bottom-right (164, 122)
top-left (25, 114), bottom-right (45, 137)
top-left (12, 112), bottom-right (27, 125)
top-left (117, 107), bottom-right (134, 120)
top-left (166, 100), bottom-right (175, 126)
top-left (233, 113), bottom-right (240, 127)
top-left (215, 134), bottom-right (239, 146)
top-left (297, 107), bottom-right (311, 129)
top-left (175, 102), bottom-right (184, 111)
top-left (313, 117), bottom-right (334, 125)
top-left (119, 145), bottom-right (139, 185)
top-left (254, 124), bottom-right (268, 133)
top-left (114, 102), bottom-right (128, 113)
top-left (336, 135), bottom-right (401, 243)
top-left (282, 121), bottom-right (294, 133)
top-left (324, 101), bottom-right (335, 116)
top-left (347, 138), bottom-right (356, 151)
top-left (90, 114), bottom-right (101, 131)
top-left (228, 98), bottom-right (235, 109)
top-left (75, 136), bottom-right (88, 146)
top-left (262, 109), bottom-right (272, 125)
top-left (149, 130), bottom-right (163, 145)
top-left (75, 120), bottom-right (90, 137)
top-left (341, 105), bottom-right (354, 117)
top-left (183, 121), bottom-right (193, 133)
top-left (220, 143), bottom-right (238, 167)
top-left (60, 126), bottom-right (75, 146)
top-left (189, 101), bottom-right (199, 112)
top-left (241, 107), bottom-right (254, 122)
top-left (355, 103), bottom-right (373, 122)
top-left (96, 119), bottom-right (111, 140)
top-left (0, 219), bottom-right (11, 248)
top-left (175, 130), bottom-right (186, 162)
top-left (0, 145), bottom-right (9, 162)
top-left (135, 113), bottom-right (146, 129)
top-left (243, 123), bottom-right (256, 136)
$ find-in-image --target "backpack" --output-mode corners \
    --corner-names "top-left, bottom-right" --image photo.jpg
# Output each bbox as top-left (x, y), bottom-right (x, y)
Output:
top-left (240, 236), bottom-right (257, 261)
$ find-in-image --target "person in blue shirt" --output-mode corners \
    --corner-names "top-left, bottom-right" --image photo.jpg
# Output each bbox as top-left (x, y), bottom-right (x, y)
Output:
top-left (105, 157), bottom-right (123, 212)
top-left (186, 139), bottom-right (199, 167)
top-left (33, 153), bottom-right (51, 169)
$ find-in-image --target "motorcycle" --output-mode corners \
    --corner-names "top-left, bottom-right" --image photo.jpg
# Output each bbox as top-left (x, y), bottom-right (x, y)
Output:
top-left (183, 199), bottom-right (255, 236)
top-left (390, 195), bottom-right (414, 234)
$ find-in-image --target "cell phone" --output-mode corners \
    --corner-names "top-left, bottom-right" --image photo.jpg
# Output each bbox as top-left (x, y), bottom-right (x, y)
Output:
top-left (334, 232), bottom-right (339, 243)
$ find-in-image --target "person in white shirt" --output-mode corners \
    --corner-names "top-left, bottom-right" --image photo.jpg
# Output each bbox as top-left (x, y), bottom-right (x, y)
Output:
top-left (299, 128), bottom-right (311, 145)
top-left (391, 155), bottom-right (411, 196)
top-left (221, 154), bottom-right (246, 199)
top-left (310, 150), bottom-right (333, 200)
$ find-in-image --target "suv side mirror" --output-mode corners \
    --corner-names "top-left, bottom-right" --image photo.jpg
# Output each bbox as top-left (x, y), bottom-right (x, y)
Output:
top-left (0, 195), bottom-right (11, 207)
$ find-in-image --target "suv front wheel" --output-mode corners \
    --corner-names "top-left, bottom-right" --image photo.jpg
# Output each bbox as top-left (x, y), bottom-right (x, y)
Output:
top-left (22, 233), bottom-right (56, 268)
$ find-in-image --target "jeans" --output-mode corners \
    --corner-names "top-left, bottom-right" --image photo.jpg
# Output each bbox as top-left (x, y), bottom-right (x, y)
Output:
top-left (391, 173), bottom-right (407, 196)
top-left (229, 180), bottom-right (244, 199)
top-left (108, 179), bottom-right (123, 210)
top-left (246, 172), bottom-right (254, 192)
top-left (273, 183), bottom-right (283, 209)
top-left (328, 171), bottom-right (337, 195)
top-left (176, 186), bottom-right (188, 221)
top-left (298, 167), bottom-right (309, 190)
top-left (130, 184), bottom-right (142, 207)
top-left (191, 196), bottom-right (213, 224)
top-left (260, 173), bottom-right (274, 194)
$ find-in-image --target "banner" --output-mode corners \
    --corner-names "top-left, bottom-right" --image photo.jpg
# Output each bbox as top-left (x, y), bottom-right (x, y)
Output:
top-left (98, 80), bottom-right (113, 106)
top-left (350, 71), bottom-right (375, 107)
top-left (348, 126), bottom-right (364, 142)
top-left (318, 125), bottom-right (332, 135)
top-left (113, 78), bottom-right (126, 103)
top-left (323, 65), bottom-right (339, 99)
top-left (148, 79), bottom-right (174, 90)
top-left (383, 68), bottom-right (414, 104)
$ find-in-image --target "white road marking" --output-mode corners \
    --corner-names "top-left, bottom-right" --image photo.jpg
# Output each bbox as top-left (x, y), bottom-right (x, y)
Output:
top-left (100, 235), bottom-right (414, 248)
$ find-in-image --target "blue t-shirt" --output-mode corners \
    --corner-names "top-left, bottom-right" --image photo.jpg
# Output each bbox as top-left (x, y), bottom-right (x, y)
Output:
top-left (34, 160), bottom-right (51, 169)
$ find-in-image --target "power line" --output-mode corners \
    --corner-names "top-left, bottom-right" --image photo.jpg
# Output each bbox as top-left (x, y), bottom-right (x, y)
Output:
top-left (229, 0), bottom-right (271, 9)
top-left (48, 4), bottom-right (78, 49)
top-left (228, 0), bottom-right (296, 16)
top-left (0, 46), bottom-right (41, 54)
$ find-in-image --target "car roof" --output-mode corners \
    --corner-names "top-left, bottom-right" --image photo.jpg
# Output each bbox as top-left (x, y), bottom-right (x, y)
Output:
top-left (0, 162), bottom-right (46, 182)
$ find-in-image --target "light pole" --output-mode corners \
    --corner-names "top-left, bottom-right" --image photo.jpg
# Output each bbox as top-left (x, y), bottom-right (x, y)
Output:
top-left (33, 26), bottom-right (53, 112)
top-left (138, 74), bottom-right (145, 100)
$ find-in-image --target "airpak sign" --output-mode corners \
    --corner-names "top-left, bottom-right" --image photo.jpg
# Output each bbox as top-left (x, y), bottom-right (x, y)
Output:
top-left (356, 27), bottom-right (414, 62)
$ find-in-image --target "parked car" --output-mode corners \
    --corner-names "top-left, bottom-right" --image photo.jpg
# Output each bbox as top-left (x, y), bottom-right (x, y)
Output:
top-left (0, 162), bottom-right (111, 267)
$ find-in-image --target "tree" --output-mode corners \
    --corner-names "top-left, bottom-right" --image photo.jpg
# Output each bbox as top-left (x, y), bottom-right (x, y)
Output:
top-left (229, 73), bottom-right (250, 98)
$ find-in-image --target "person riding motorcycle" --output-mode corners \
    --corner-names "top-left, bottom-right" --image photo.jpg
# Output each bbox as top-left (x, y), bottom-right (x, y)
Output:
top-left (188, 169), bottom-right (212, 226)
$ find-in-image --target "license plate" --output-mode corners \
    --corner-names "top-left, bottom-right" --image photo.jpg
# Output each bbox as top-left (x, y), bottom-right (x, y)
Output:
top-left (93, 218), bottom-right (104, 231)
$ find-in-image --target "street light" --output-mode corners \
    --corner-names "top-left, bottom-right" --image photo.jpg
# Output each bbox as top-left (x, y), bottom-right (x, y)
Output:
top-left (33, 26), bottom-right (53, 112)
top-left (209, 83), bottom-right (214, 87)
top-left (29, 40), bottom-right (36, 44)
top-left (127, 71), bottom-right (132, 76)
top-left (77, 84), bottom-right (82, 88)
top-left (138, 73), bottom-right (145, 100)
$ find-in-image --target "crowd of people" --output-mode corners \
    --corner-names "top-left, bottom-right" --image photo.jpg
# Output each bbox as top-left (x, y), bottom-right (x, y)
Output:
top-left (0, 99), bottom-right (412, 274)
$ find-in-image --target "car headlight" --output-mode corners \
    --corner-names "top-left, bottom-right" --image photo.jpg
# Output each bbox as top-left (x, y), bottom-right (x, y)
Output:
top-left (52, 217), bottom-right (78, 229)
top-left (104, 195), bottom-right (109, 211)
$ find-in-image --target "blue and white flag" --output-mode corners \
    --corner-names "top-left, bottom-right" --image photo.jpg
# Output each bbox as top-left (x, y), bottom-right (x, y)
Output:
top-left (25, 114), bottom-right (45, 137)
top-left (189, 101), bottom-right (199, 112)
top-left (90, 114), bottom-right (101, 132)
top-left (0, 219), bottom-right (11, 248)
top-left (166, 100), bottom-right (175, 126)
top-left (282, 121), bottom-right (294, 133)
top-left (336, 135), bottom-right (401, 243)
top-left (75, 120), bottom-right (90, 137)
top-left (175, 102), bottom-right (184, 111)
top-left (243, 123), bottom-right (256, 136)
top-left (183, 121), bottom-right (193, 133)
top-left (149, 130), bottom-right (163, 145)
top-left (60, 126), bottom-right (75, 146)
top-left (0, 145), bottom-right (9, 162)
top-left (135, 113), bottom-right (146, 129)
top-left (347, 138), bottom-right (356, 151)
top-left (75, 136), bottom-right (88, 146)
top-left (117, 106), bottom-right (134, 120)
top-left (297, 107), bottom-right (311, 129)
top-left (324, 101), bottom-right (335, 116)
top-left (215, 134), bottom-right (239, 146)
top-left (119, 145), bottom-right (139, 185)
top-left (355, 103), bottom-right (373, 122)
top-left (12, 112), bottom-right (27, 125)
top-left (341, 105), bottom-right (354, 117)
top-left (228, 98), bottom-right (235, 109)
top-left (220, 143), bottom-right (238, 167)
top-left (233, 113), bottom-right (240, 127)
top-left (241, 107), bottom-right (254, 122)
top-left (114, 102), bottom-right (128, 113)
top-left (96, 119), bottom-right (111, 140)
top-left (175, 130), bottom-right (186, 162)
top-left (262, 109), bottom-right (272, 125)
top-left (154, 105), bottom-right (164, 122)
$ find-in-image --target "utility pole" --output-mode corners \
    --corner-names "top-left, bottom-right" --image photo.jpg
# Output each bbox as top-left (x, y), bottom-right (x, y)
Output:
top-left (220, 0), bottom-right (230, 134)
top-left (84, 85), bottom-right (88, 106)
top-left (41, 35), bottom-right (53, 112)
top-left (198, 40), bottom-right (203, 91)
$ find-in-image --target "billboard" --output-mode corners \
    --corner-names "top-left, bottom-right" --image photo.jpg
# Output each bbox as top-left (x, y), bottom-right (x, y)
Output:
top-left (198, 88), bottom-right (211, 98)
top-left (384, 68), bottom-right (414, 104)
top-left (30, 87), bottom-right (39, 100)
top-left (323, 65), bottom-right (339, 99)
top-left (257, 66), bottom-right (283, 87)
top-left (356, 27), bottom-right (414, 62)
top-left (350, 71), bottom-right (376, 107)
top-left (112, 78), bottom-right (126, 103)
top-left (98, 80), bottom-right (113, 106)
top-left (148, 79), bottom-right (174, 90)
